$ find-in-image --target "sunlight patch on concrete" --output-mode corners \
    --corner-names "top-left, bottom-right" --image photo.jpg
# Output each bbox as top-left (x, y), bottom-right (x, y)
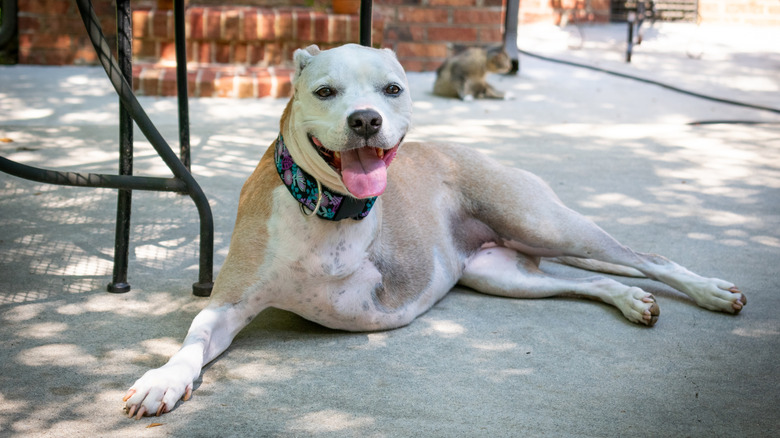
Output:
top-left (289, 410), bottom-right (376, 433)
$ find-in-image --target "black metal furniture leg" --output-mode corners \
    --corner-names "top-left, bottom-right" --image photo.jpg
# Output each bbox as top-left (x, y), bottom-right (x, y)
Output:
top-left (108, 0), bottom-right (133, 293)
top-left (174, 0), bottom-right (191, 171)
top-left (504, 0), bottom-right (520, 74)
top-left (75, 0), bottom-right (214, 296)
top-left (626, 10), bottom-right (635, 62)
top-left (359, 0), bottom-right (372, 47)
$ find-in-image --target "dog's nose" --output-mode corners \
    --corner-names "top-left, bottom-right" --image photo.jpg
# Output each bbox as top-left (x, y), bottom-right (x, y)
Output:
top-left (348, 109), bottom-right (382, 138)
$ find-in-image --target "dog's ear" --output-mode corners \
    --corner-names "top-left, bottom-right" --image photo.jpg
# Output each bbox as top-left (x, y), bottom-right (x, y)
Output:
top-left (294, 45), bottom-right (321, 76)
top-left (380, 48), bottom-right (398, 60)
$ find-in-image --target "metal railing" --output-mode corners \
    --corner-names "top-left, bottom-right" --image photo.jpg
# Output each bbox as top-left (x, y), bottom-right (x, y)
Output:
top-left (0, 0), bottom-right (214, 296)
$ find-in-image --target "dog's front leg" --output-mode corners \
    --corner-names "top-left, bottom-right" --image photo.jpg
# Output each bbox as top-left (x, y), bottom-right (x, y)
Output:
top-left (123, 302), bottom-right (256, 418)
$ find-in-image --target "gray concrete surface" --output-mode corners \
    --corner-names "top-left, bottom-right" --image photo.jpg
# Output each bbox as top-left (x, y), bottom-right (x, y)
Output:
top-left (1, 23), bottom-right (778, 437)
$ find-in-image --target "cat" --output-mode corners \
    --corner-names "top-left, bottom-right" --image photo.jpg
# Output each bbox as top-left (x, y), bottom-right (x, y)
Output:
top-left (433, 46), bottom-right (512, 100)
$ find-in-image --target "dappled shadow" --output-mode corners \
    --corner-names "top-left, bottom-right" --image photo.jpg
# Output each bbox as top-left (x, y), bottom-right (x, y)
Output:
top-left (1, 26), bottom-right (779, 434)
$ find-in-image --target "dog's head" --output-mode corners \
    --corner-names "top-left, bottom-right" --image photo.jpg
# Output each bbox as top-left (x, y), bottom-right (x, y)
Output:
top-left (283, 44), bottom-right (412, 199)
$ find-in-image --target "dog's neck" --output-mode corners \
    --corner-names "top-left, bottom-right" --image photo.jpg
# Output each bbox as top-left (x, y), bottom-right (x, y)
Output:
top-left (274, 134), bottom-right (377, 221)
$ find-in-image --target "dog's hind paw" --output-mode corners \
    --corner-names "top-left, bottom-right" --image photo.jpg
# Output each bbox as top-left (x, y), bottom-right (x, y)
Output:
top-left (687, 278), bottom-right (746, 315)
top-left (123, 364), bottom-right (194, 419)
top-left (728, 286), bottom-right (747, 313)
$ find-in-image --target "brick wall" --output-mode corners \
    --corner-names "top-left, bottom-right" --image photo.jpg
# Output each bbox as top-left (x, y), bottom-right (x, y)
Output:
top-left (699, 0), bottom-right (780, 25)
top-left (376, 0), bottom-right (507, 72)
top-left (132, 6), bottom-right (383, 66)
top-left (131, 7), bottom-right (383, 97)
top-left (17, 0), bottom-right (118, 65)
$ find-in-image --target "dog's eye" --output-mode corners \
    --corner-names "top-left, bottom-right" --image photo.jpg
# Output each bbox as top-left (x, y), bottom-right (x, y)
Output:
top-left (384, 84), bottom-right (402, 96)
top-left (315, 87), bottom-right (335, 99)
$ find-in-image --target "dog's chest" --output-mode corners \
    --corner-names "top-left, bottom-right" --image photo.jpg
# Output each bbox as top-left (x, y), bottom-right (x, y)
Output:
top-left (261, 188), bottom-right (384, 325)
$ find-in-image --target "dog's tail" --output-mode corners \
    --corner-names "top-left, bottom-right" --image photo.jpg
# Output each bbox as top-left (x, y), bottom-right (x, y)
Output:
top-left (551, 256), bottom-right (646, 278)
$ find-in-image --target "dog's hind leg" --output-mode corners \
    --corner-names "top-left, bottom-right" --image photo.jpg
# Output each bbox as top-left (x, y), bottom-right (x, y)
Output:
top-left (459, 246), bottom-right (660, 326)
top-left (460, 156), bottom-right (746, 315)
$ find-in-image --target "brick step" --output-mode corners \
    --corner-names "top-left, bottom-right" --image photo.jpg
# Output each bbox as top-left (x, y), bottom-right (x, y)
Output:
top-left (133, 6), bottom-right (384, 66)
top-left (132, 63), bottom-right (294, 99)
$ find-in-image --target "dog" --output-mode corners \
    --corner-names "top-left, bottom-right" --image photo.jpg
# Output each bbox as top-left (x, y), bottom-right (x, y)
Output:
top-left (123, 44), bottom-right (746, 418)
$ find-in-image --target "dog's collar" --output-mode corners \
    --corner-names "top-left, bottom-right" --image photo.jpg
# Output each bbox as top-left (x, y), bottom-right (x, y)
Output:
top-left (274, 134), bottom-right (377, 221)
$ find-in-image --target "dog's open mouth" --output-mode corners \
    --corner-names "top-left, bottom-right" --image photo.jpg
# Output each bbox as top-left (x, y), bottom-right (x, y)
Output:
top-left (309, 135), bottom-right (400, 199)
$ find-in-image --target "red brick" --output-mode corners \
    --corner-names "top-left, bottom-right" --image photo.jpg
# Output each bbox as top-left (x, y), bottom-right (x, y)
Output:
top-left (249, 43), bottom-right (265, 64)
top-left (159, 42), bottom-right (176, 61)
top-left (214, 42), bottom-right (231, 63)
top-left (243, 10), bottom-right (258, 41)
top-left (397, 7), bottom-right (450, 23)
top-left (275, 12), bottom-right (294, 40)
top-left (215, 74), bottom-right (234, 98)
top-left (295, 10), bottom-right (315, 41)
top-left (349, 17), bottom-right (361, 42)
top-left (73, 45), bottom-right (99, 65)
top-left (102, 15), bottom-right (118, 37)
top-left (477, 27), bottom-right (503, 43)
top-left (17, 16), bottom-right (42, 33)
top-left (385, 24), bottom-right (426, 42)
top-left (257, 11), bottom-right (275, 40)
top-left (32, 34), bottom-right (73, 50)
top-left (222, 9), bottom-right (241, 41)
top-left (18, 34), bottom-right (34, 50)
top-left (327, 15), bottom-right (348, 42)
top-left (276, 74), bottom-right (293, 98)
top-left (234, 43), bottom-right (248, 64)
top-left (139, 68), bottom-right (162, 96)
top-left (196, 42), bottom-right (212, 63)
top-left (236, 76), bottom-right (254, 98)
top-left (427, 26), bottom-right (477, 42)
top-left (160, 69), bottom-right (178, 96)
top-left (150, 10), bottom-right (172, 39)
top-left (20, 0), bottom-right (72, 16)
top-left (187, 8), bottom-right (204, 39)
top-left (378, 0), bottom-right (424, 5)
top-left (396, 42), bottom-right (448, 58)
top-left (256, 70), bottom-right (273, 97)
top-left (30, 15), bottom-right (84, 36)
top-left (198, 68), bottom-right (217, 97)
top-left (133, 39), bottom-right (158, 59)
top-left (263, 42), bottom-right (283, 65)
top-left (314, 13), bottom-right (329, 42)
top-left (203, 9), bottom-right (221, 40)
top-left (429, 0), bottom-right (476, 6)
top-left (453, 9), bottom-right (503, 24)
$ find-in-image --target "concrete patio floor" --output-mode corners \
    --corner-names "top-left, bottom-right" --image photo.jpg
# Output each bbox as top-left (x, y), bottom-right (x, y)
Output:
top-left (1, 23), bottom-right (778, 437)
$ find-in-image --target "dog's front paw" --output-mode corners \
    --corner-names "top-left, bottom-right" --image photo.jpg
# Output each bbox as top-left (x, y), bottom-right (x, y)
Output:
top-left (689, 279), bottom-right (746, 314)
top-left (614, 287), bottom-right (660, 327)
top-left (123, 364), bottom-right (195, 419)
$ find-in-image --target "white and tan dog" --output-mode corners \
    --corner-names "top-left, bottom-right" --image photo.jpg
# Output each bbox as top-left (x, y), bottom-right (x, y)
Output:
top-left (123, 44), bottom-right (746, 418)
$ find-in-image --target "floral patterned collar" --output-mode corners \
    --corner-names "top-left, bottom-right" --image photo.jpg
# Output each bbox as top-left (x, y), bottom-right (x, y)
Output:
top-left (274, 134), bottom-right (377, 221)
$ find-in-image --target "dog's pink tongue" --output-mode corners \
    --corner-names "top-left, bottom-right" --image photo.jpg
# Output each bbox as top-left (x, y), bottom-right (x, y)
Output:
top-left (340, 147), bottom-right (387, 198)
